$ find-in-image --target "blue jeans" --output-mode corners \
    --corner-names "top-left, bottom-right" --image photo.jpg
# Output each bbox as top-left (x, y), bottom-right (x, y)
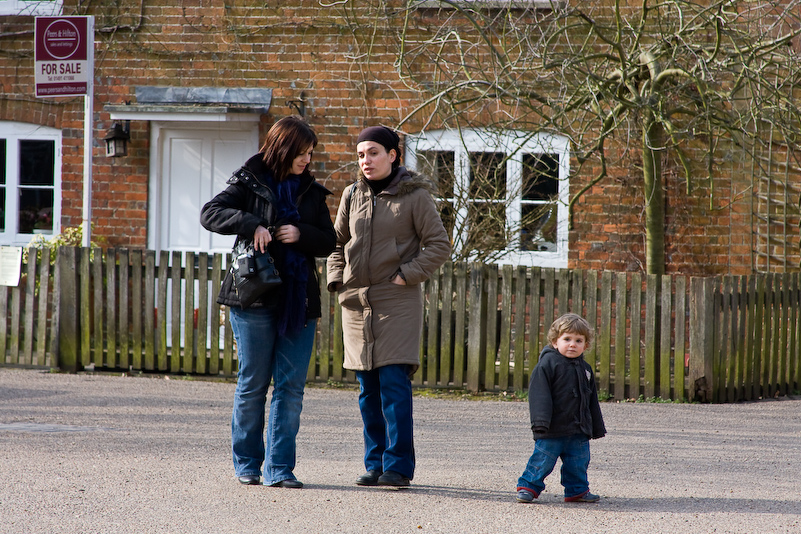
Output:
top-left (229, 305), bottom-right (316, 485)
top-left (517, 435), bottom-right (591, 498)
top-left (355, 364), bottom-right (415, 479)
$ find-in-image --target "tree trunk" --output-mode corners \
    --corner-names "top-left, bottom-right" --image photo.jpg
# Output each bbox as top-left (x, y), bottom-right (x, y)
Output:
top-left (642, 113), bottom-right (665, 275)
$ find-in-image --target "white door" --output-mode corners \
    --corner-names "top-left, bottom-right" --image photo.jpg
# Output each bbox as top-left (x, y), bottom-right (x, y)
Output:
top-left (148, 122), bottom-right (258, 350)
top-left (151, 123), bottom-right (258, 253)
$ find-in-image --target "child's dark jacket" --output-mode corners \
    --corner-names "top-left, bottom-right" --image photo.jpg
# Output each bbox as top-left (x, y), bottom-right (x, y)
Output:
top-left (527, 346), bottom-right (607, 440)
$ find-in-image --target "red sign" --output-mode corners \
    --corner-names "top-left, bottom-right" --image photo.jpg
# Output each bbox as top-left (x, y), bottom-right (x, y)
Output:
top-left (35, 16), bottom-right (93, 97)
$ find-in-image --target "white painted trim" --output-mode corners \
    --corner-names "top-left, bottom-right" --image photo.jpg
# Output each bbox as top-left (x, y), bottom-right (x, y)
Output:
top-left (407, 128), bottom-right (570, 267)
top-left (109, 110), bottom-right (262, 123)
top-left (0, 122), bottom-right (62, 246)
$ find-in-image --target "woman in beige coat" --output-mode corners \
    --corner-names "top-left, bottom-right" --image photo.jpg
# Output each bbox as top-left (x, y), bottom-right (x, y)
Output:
top-left (327, 126), bottom-right (450, 487)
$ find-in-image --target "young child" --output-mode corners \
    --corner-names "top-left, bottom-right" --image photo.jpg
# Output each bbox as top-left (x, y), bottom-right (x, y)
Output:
top-left (516, 313), bottom-right (606, 503)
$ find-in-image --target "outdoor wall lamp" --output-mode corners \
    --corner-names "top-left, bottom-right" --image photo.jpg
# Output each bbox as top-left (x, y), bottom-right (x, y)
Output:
top-left (103, 121), bottom-right (130, 157)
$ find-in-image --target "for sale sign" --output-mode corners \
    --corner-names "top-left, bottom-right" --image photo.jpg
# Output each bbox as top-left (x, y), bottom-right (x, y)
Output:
top-left (35, 16), bottom-right (93, 97)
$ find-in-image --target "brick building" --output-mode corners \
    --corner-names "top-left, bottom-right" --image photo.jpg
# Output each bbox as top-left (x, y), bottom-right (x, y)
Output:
top-left (1, 0), bottom-right (799, 275)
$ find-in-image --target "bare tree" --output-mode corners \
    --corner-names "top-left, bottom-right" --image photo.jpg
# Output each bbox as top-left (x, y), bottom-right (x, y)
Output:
top-left (335, 0), bottom-right (801, 273)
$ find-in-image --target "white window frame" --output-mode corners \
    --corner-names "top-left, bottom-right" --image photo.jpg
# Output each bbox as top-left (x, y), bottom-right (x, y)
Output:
top-left (0, 0), bottom-right (62, 16)
top-left (406, 128), bottom-right (569, 267)
top-left (0, 122), bottom-right (62, 246)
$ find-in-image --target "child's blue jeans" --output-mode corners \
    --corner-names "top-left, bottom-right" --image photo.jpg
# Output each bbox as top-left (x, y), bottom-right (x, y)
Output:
top-left (517, 434), bottom-right (591, 499)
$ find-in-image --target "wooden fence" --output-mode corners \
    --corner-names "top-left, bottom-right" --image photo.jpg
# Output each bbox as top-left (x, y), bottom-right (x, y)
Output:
top-left (1, 246), bottom-right (799, 403)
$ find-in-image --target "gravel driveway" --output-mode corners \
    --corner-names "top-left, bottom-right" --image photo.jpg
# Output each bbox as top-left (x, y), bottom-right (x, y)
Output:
top-left (1, 368), bottom-right (799, 534)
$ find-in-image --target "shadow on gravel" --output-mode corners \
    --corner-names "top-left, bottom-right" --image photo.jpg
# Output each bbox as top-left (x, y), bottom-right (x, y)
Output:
top-left (600, 497), bottom-right (801, 515)
top-left (305, 484), bottom-right (523, 502)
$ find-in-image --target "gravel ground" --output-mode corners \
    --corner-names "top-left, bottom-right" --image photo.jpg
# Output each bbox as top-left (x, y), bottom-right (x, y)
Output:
top-left (0, 368), bottom-right (799, 534)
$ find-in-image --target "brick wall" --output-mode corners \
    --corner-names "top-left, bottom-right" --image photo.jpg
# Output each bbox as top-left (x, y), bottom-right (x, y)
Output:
top-left (1, 1), bottom-right (796, 275)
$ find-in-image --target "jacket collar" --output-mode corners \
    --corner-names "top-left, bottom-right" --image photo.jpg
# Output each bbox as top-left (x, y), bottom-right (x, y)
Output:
top-left (229, 152), bottom-right (329, 198)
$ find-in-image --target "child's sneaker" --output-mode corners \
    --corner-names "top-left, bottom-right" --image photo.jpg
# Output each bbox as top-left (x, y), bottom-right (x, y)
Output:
top-left (516, 489), bottom-right (536, 503)
top-left (565, 491), bottom-right (600, 503)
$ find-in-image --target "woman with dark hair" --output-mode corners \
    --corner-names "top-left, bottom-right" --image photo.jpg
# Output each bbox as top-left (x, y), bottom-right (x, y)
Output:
top-left (327, 126), bottom-right (450, 487)
top-left (201, 116), bottom-right (335, 488)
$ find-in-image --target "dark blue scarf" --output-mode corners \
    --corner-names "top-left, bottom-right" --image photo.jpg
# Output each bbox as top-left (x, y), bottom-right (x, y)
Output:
top-left (270, 174), bottom-right (308, 335)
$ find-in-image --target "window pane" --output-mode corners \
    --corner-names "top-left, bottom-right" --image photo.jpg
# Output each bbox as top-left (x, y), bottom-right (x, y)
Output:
top-left (522, 153), bottom-right (558, 200)
top-left (18, 189), bottom-right (54, 234)
top-left (437, 200), bottom-right (455, 238)
top-left (469, 152), bottom-right (506, 199)
top-left (467, 201), bottom-right (506, 251)
top-left (418, 150), bottom-right (455, 199)
top-left (0, 139), bottom-right (5, 233)
top-left (20, 140), bottom-right (55, 186)
top-left (520, 204), bottom-right (557, 251)
top-left (0, 139), bottom-right (6, 185)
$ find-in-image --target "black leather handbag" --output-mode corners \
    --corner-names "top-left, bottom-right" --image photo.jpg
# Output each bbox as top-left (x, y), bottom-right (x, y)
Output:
top-left (231, 241), bottom-right (282, 308)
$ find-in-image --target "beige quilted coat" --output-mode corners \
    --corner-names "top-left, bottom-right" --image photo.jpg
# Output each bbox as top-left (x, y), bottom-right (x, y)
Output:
top-left (327, 168), bottom-right (451, 372)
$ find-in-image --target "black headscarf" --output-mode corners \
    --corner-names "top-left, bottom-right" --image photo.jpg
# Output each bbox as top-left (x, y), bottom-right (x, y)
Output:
top-left (357, 126), bottom-right (401, 169)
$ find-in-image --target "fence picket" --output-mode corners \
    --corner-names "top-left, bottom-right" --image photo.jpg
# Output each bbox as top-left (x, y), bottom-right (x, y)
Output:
top-left (23, 249), bottom-right (37, 365)
top-left (513, 265), bottom-right (527, 392)
top-left (527, 267), bottom-right (542, 368)
top-left (661, 275), bottom-right (673, 400)
top-left (644, 274), bottom-right (658, 399)
top-left (779, 273), bottom-right (790, 396)
top-left (440, 261), bottom-right (454, 387)
top-left (557, 269), bottom-right (569, 317)
top-left (37, 248), bottom-right (52, 366)
top-left (183, 252), bottom-right (196, 374)
top-left (598, 272), bottom-right (612, 395)
top-left (316, 259), bottom-right (331, 382)
top-left (584, 270), bottom-right (598, 369)
top-left (106, 249), bottom-right (117, 368)
top-left (131, 249), bottom-right (143, 370)
top-left (793, 273), bottom-right (801, 392)
top-left (209, 253), bottom-right (223, 376)
top-left (157, 251), bottom-right (170, 371)
top-left (195, 253), bottom-right (208, 375)
top-left (144, 251), bottom-right (156, 371)
top-left (674, 276), bottom-right (687, 401)
top-left (614, 273), bottom-right (627, 400)
top-left (170, 251), bottom-right (181, 373)
top-left (629, 273), bottom-right (642, 400)
top-left (79, 247), bottom-right (91, 367)
top-left (466, 263), bottom-right (484, 392)
top-left (222, 253), bottom-right (235, 377)
top-left (427, 268), bottom-right (442, 387)
top-left (119, 249), bottom-right (130, 370)
top-left (768, 275), bottom-right (780, 397)
top-left (484, 264), bottom-right (498, 391)
top-left (92, 247), bottom-right (103, 368)
top-left (498, 265), bottom-right (513, 391)
top-left (0, 286), bottom-right (7, 364)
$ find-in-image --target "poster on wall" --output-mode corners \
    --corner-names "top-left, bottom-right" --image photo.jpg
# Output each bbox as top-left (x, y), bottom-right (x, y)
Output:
top-left (34, 15), bottom-right (93, 98)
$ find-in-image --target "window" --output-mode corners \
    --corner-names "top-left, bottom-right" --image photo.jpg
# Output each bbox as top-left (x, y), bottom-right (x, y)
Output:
top-left (407, 128), bottom-right (569, 267)
top-left (0, 122), bottom-right (61, 245)
top-left (0, 0), bottom-right (62, 16)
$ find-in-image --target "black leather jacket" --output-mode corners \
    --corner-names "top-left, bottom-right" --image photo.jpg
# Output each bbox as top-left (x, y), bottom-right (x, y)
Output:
top-left (200, 153), bottom-right (336, 317)
top-left (527, 345), bottom-right (607, 441)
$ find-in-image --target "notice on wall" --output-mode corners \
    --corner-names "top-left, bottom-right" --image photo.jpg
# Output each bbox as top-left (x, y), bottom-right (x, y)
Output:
top-left (34, 16), bottom-right (93, 98)
top-left (0, 247), bottom-right (23, 287)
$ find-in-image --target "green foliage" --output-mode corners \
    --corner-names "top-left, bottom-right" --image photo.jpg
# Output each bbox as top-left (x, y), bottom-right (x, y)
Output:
top-left (635, 395), bottom-right (685, 404)
top-left (597, 389), bottom-right (612, 402)
top-left (23, 225), bottom-right (106, 265)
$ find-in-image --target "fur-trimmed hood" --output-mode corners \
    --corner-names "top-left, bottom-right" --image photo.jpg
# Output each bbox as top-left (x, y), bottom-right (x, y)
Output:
top-left (356, 166), bottom-right (438, 197)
